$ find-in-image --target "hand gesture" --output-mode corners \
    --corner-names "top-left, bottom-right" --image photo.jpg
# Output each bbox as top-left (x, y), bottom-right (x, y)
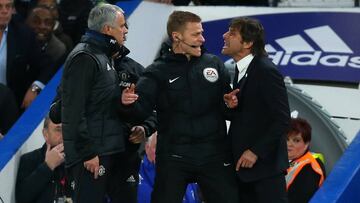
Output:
top-left (45, 143), bottom-right (65, 171)
top-left (224, 89), bottom-right (240, 108)
top-left (121, 83), bottom-right (138, 105)
top-left (129, 126), bottom-right (146, 144)
top-left (84, 156), bottom-right (100, 179)
top-left (236, 149), bottom-right (258, 171)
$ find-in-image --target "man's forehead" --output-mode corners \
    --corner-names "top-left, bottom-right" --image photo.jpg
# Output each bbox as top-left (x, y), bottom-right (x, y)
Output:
top-left (183, 22), bottom-right (203, 31)
top-left (0, 0), bottom-right (12, 5)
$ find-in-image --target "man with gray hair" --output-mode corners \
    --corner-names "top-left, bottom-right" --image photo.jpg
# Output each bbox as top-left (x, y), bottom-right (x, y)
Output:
top-left (61, 3), bottom-right (128, 202)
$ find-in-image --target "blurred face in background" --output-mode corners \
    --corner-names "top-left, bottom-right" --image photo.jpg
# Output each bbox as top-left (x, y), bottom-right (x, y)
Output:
top-left (26, 7), bottom-right (54, 43)
top-left (287, 132), bottom-right (309, 160)
top-left (0, 0), bottom-right (14, 30)
top-left (43, 120), bottom-right (62, 147)
top-left (37, 0), bottom-right (59, 20)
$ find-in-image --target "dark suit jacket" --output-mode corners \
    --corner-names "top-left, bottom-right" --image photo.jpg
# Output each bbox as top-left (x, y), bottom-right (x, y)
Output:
top-left (16, 144), bottom-right (71, 203)
top-left (228, 55), bottom-right (290, 182)
top-left (6, 18), bottom-right (54, 105)
top-left (0, 83), bottom-right (19, 134)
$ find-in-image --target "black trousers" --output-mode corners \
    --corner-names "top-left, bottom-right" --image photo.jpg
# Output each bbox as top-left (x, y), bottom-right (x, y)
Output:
top-left (68, 154), bottom-right (122, 203)
top-left (151, 158), bottom-right (239, 203)
top-left (238, 174), bottom-right (288, 203)
top-left (109, 149), bottom-right (141, 203)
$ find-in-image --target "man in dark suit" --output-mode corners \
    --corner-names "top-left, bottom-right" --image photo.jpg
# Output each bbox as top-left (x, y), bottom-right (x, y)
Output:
top-left (0, 0), bottom-right (54, 110)
top-left (223, 17), bottom-right (290, 203)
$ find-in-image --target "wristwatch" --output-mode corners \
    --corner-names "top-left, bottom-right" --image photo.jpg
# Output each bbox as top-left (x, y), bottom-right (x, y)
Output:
top-left (31, 84), bottom-right (42, 94)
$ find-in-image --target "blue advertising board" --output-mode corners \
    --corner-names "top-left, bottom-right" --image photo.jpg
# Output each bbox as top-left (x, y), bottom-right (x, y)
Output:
top-left (203, 12), bottom-right (360, 83)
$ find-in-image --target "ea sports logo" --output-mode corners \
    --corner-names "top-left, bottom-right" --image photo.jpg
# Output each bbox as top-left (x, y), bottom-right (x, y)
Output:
top-left (203, 67), bottom-right (219, 82)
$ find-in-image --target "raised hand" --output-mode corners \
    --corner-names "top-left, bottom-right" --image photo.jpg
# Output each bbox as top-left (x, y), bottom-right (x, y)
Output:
top-left (224, 88), bottom-right (240, 108)
top-left (121, 83), bottom-right (138, 105)
top-left (45, 143), bottom-right (65, 171)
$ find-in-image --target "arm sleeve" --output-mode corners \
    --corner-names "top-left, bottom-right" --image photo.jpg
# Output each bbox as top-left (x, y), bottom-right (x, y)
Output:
top-left (141, 111), bottom-right (158, 137)
top-left (62, 54), bottom-right (98, 159)
top-left (250, 65), bottom-right (290, 158)
top-left (16, 152), bottom-right (53, 203)
top-left (118, 66), bottom-right (159, 124)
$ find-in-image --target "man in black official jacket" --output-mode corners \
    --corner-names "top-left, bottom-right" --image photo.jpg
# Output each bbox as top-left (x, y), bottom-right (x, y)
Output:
top-left (121, 11), bottom-right (239, 203)
top-left (60, 4), bottom-right (128, 203)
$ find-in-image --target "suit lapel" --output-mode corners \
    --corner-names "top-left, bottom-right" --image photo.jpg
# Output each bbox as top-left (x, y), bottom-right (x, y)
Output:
top-left (235, 56), bottom-right (257, 101)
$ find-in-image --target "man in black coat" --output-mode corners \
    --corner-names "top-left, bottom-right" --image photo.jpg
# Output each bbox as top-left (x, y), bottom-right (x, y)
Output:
top-left (0, 0), bottom-right (54, 110)
top-left (223, 17), bottom-right (290, 203)
top-left (121, 11), bottom-right (239, 203)
top-left (16, 116), bottom-right (71, 203)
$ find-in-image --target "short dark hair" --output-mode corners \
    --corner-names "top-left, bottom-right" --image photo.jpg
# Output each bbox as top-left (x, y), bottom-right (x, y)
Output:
top-left (287, 118), bottom-right (312, 143)
top-left (43, 115), bottom-right (51, 130)
top-left (167, 11), bottom-right (201, 39)
top-left (229, 17), bottom-right (267, 57)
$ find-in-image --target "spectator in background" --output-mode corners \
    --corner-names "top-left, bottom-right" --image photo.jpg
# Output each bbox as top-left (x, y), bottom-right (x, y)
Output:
top-left (58, 0), bottom-right (94, 44)
top-left (16, 115), bottom-right (72, 203)
top-left (0, 83), bottom-right (19, 135)
top-left (26, 5), bottom-right (67, 69)
top-left (138, 132), bottom-right (202, 203)
top-left (286, 117), bottom-right (326, 203)
top-left (0, 0), bottom-right (54, 110)
top-left (223, 17), bottom-right (290, 203)
top-left (147, 0), bottom-right (270, 6)
top-left (36, 0), bottom-right (74, 53)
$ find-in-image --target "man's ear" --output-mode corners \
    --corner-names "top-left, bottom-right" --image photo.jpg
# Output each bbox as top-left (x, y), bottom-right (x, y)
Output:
top-left (243, 41), bottom-right (253, 49)
top-left (42, 128), bottom-right (49, 143)
top-left (172, 32), bottom-right (180, 42)
top-left (101, 24), bottom-right (112, 35)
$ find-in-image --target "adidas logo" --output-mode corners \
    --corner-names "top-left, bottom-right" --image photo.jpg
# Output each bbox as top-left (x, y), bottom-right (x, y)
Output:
top-left (126, 175), bottom-right (137, 183)
top-left (265, 25), bottom-right (360, 68)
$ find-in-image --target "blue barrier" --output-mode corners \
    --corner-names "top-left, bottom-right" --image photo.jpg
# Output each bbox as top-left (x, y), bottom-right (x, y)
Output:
top-left (116, 0), bottom-right (142, 18)
top-left (311, 130), bottom-right (360, 203)
top-left (0, 68), bottom-right (62, 171)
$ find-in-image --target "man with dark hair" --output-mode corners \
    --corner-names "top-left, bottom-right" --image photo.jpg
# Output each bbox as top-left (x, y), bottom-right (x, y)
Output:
top-left (121, 10), bottom-right (239, 203)
top-left (223, 17), bottom-right (290, 203)
top-left (61, 3), bottom-right (128, 202)
top-left (26, 5), bottom-right (67, 69)
top-left (16, 116), bottom-right (71, 203)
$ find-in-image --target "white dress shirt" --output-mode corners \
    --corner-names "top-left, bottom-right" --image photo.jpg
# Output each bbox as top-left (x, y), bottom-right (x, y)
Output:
top-left (235, 54), bottom-right (254, 83)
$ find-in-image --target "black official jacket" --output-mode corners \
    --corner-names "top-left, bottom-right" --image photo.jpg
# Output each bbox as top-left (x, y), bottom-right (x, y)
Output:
top-left (61, 30), bottom-right (125, 167)
top-left (124, 41), bottom-right (232, 163)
